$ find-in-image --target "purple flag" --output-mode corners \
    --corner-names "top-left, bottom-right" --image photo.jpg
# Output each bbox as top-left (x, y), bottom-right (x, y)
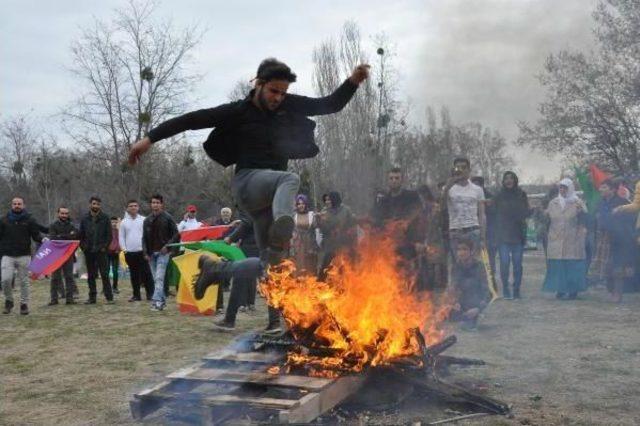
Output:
top-left (28, 240), bottom-right (80, 277)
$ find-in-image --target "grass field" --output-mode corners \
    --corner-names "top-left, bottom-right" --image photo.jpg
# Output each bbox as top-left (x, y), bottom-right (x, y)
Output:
top-left (1, 252), bottom-right (639, 425)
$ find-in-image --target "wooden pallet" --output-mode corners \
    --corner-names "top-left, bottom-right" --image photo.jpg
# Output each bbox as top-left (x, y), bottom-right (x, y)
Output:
top-left (130, 348), bottom-right (365, 424)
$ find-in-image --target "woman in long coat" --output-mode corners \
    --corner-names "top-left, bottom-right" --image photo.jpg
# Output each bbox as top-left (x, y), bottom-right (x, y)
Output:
top-left (290, 194), bottom-right (318, 275)
top-left (542, 178), bottom-right (588, 299)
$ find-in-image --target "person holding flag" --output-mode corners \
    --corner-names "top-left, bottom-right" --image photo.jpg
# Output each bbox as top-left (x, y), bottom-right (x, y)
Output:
top-left (178, 205), bottom-right (202, 232)
top-left (47, 206), bottom-right (79, 306)
top-left (1, 197), bottom-right (44, 315)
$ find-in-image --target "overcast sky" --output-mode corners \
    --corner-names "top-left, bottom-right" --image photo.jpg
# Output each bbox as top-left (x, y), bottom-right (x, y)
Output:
top-left (1, 0), bottom-right (599, 181)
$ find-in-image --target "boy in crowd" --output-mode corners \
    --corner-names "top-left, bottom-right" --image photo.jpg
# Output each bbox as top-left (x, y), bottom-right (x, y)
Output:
top-left (448, 239), bottom-right (491, 330)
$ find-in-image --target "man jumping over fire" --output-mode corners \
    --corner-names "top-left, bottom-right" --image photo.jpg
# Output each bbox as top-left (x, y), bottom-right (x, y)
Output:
top-left (129, 58), bottom-right (369, 332)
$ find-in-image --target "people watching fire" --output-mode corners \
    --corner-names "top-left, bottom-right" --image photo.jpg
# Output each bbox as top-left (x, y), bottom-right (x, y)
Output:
top-left (493, 171), bottom-right (530, 300)
top-left (443, 158), bottom-right (486, 263)
top-left (448, 238), bottom-right (491, 330)
top-left (542, 178), bottom-right (588, 300)
top-left (316, 192), bottom-right (356, 280)
top-left (290, 194), bottom-right (318, 275)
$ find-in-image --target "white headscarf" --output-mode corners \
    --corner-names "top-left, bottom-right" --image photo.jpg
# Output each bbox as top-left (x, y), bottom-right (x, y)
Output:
top-left (557, 177), bottom-right (578, 210)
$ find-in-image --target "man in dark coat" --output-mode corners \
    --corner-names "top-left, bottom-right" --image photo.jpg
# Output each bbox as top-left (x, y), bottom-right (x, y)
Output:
top-left (372, 167), bottom-right (421, 226)
top-left (48, 206), bottom-right (79, 305)
top-left (0, 197), bottom-right (44, 315)
top-left (493, 171), bottom-right (530, 299)
top-left (79, 196), bottom-right (114, 304)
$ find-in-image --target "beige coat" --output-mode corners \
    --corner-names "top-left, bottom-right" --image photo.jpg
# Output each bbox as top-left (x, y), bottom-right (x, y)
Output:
top-left (546, 198), bottom-right (587, 260)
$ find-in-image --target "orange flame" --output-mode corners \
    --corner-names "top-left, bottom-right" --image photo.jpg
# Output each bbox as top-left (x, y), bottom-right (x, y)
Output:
top-left (259, 225), bottom-right (451, 376)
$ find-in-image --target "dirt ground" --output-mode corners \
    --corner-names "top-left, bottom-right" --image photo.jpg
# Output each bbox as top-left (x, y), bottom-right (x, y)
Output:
top-left (1, 251), bottom-right (639, 425)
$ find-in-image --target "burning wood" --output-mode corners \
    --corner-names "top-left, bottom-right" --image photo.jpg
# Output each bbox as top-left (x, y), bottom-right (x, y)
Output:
top-left (259, 228), bottom-right (452, 377)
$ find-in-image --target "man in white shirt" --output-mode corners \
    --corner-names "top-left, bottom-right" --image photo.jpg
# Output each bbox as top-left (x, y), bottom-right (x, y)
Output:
top-left (119, 199), bottom-right (153, 301)
top-left (178, 205), bottom-right (201, 232)
top-left (444, 157), bottom-right (486, 262)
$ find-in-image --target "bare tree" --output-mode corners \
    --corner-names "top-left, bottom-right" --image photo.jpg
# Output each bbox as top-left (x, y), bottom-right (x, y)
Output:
top-left (0, 115), bottom-right (36, 190)
top-left (63, 0), bottom-right (204, 202)
top-left (518, 0), bottom-right (640, 174)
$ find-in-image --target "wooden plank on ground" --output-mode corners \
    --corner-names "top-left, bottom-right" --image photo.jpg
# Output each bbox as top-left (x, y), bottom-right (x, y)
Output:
top-left (131, 380), bottom-right (174, 419)
top-left (279, 375), bottom-right (366, 424)
top-left (202, 394), bottom-right (302, 409)
top-left (167, 367), bottom-right (332, 391)
top-left (203, 350), bottom-right (284, 364)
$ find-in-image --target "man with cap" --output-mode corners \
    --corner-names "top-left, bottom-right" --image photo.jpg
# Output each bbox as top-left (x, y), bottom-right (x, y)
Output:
top-left (129, 57), bottom-right (369, 333)
top-left (178, 205), bottom-right (201, 232)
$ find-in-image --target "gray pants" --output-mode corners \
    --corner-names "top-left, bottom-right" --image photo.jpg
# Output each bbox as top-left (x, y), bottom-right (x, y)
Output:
top-left (232, 169), bottom-right (300, 327)
top-left (1, 256), bottom-right (31, 305)
top-left (231, 168), bottom-right (300, 256)
top-left (51, 258), bottom-right (75, 302)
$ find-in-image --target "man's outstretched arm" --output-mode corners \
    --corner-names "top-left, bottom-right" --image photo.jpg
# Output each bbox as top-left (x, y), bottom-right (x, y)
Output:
top-left (128, 102), bottom-right (237, 165)
top-left (284, 64), bottom-right (370, 116)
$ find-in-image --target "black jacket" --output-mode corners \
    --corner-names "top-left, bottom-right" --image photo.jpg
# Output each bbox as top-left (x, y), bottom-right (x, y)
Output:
top-left (147, 79), bottom-right (358, 171)
top-left (372, 189), bottom-right (421, 226)
top-left (79, 211), bottom-right (112, 253)
top-left (0, 211), bottom-right (43, 257)
top-left (49, 219), bottom-right (79, 240)
top-left (493, 172), bottom-right (530, 245)
top-left (142, 211), bottom-right (178, 256)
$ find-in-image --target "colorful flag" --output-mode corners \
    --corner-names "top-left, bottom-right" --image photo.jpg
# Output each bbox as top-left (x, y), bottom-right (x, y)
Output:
top-left (589, 164), bottom-right (611, 188)
top-left (173, 250), bottom-right (220, 315)
top-left (180, 225), bottom-right (231, 243)
top-left (28, 240), bottom-right (79, 277)
top-left (575, 167), bottom-right (600, 213)
top-left (183, 240), bottom-right (246, 261)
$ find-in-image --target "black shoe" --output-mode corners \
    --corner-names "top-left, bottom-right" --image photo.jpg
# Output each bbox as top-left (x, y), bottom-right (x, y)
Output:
top-left (212, 318), bottom-right (235, 332)
top-left (268, 216), bottom-right (295, 250)
top-left (3, 300), bottom-right (14, 314)
top-left (65, 299), bottom-right (76, 305)
top-left (193, 256), bottom-right (223, 300)
top-left (264, 323), bottom-right (283, 335)
top-left (128, 296), bottom-right (141, 302)
top-left (20, 304), bottom-right (29, 315)
top-left (84, 300), bottom-right (96, 305)
top-left (47, 300), bottom-right (59, 306)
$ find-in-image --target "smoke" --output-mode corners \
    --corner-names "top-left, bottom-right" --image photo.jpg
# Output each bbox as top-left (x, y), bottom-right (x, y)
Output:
top-left (411, 0), bottom-right (598, 180)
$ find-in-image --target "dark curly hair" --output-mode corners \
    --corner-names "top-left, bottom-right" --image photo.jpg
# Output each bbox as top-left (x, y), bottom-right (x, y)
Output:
top-left (256, 58), bottom-right (297, 83)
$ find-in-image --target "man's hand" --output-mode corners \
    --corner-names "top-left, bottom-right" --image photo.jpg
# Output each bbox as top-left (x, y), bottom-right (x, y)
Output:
top-left (349, 64), bottom-right (370, 85)
top-left (128, 136), bottom-right (152, 165)
top-left (223, 237), bottom-right (231, 245)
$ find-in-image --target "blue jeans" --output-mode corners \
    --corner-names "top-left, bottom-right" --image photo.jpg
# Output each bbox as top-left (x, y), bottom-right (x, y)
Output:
top-left (149, 252), bottom-right (170, 304)
top-left (499, 243), bottom-right (524, 292)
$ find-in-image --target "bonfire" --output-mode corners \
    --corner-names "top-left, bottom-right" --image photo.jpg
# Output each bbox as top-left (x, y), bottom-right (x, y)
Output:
top-left (259, 227), bottom-right (452, 377)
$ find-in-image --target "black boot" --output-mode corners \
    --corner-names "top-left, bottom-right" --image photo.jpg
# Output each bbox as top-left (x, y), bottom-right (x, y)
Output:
top-left (193, 256), bottom-right (224, 300)
top-left (3, 300), bottom-right (14, 314)
top-left (268, 216), bottom-right (294, 250)
top-left (20, 304), bottom-right (29, 315)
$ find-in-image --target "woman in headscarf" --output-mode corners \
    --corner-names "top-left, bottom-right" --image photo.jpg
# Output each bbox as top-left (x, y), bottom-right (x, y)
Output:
top-left (542, 178), bottom-right (588, 299)
top-left (290, 194), bottom-right (318, 274)
top-left (316, 191), bottom-right (356, 280)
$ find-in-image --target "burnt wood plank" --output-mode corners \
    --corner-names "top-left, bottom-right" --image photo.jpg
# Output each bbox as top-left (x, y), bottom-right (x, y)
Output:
top-left (167, 367), bottom-right (332, 391)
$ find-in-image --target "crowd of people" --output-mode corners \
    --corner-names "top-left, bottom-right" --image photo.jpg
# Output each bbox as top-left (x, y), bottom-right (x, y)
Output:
top-left (1, 157), bottom-right (638, 335)
top-left (2, 57), bottom-right (639, 337)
